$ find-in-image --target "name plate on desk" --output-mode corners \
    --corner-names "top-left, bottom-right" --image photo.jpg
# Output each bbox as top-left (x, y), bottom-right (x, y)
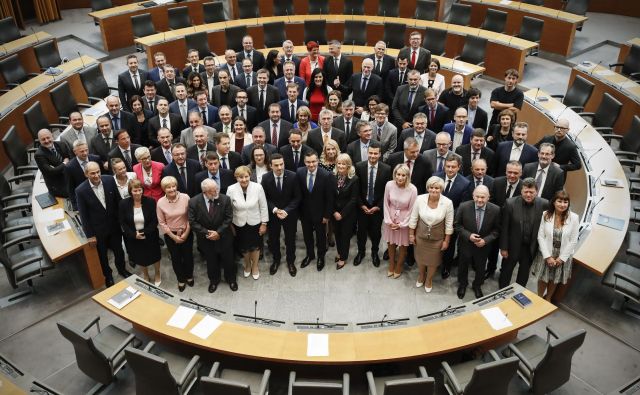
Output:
top-left (596, 214), bottom-right (625, 231)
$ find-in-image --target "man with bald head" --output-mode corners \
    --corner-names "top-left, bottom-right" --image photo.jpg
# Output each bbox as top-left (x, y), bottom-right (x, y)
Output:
top-left (534, 118), bottom-right (581, 173)
top-left (35, 128), bottom-right (70, 197)
top-left (346, 58), bottom-right (383, 113)
top-left (455, 185), bottom-right (501, 299)
top-left (443, 107), bottom-right (474, 151)
top-left (423, 131), bottom-right (461, 174)
top-left (438, 74), bottom-right (468, 122)
top-left (221, 49), bottom-right (241, 84)
top-left (180, 110), bottom-right (216, 148)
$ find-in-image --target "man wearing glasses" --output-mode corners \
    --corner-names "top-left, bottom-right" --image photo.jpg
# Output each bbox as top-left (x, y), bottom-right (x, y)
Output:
top-left (534, 118), bottom-right (582, 173)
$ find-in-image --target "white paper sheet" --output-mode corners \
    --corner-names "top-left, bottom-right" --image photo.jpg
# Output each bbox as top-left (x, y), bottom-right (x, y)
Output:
top-left (166, 306), bottom-right (197, 329)
top-left (619, 80), bottom-right (638, 89)
top-left (307, 333), bottom-right (329, 357)
top-left (594, 69), bottom-right (615, 77)
top-left (189, 315), bottom-right (222, 340)
top-left (41, 208), bottom-right (65, 222)
top-left (499, 0), bottom-right (512, 4)
top-left (480, 307), bottom-right (513, 330)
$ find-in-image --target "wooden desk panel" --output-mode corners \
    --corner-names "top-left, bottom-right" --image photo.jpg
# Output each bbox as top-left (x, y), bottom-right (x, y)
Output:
top-left (543, 0), bottom-right (640, 18)
top-left (0, 33), bottom-right (54, 88)
top-left (236, 0), bottom-right (426, 19)
top-left (616, 38), bottom-right (639, 73)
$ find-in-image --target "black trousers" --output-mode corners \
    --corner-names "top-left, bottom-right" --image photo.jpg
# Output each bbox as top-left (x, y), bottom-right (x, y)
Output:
top-left (441, 231), bottom-right (459, 270)
top-left (301, 216), bottom-right (327, 258)
top-left (332, 214), bottom-right (356, 260)
top-left (356, 210), bottom-right (383, 254)
top-left (267, 215), bottom-right (298, 264)
top-left (486, 240), bottom-right (500, 274)
top-left (201, 238), bottom-right (236, 284)
top-left (96, 231), bottom-right (126, 280)
top-left (164, 233), bottom-right (194, 283)
top-left (457, 246), bottom-right (489, 288)
top-left (498, 244), bottom-right (534, 288)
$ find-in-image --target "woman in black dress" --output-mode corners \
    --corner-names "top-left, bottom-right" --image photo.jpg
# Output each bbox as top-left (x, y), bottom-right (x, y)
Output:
top-left (332, 153), bottom-right (359, 269)
top-left (128, 95), bottom-right (153, 147)
top-left (118, 179), bottom-right (162, 284)
top-left (265, 49), bottom-right (284, 85)
top-left (486, 108), bottom-right (515, 152)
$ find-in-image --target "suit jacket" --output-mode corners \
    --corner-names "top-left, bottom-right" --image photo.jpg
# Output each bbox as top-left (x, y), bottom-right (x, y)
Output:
top-left (117, 70), bottom-right (149, 111)
top-left (148, 113), bottom-right (185, 144)
top-left (398, 47), bottom-right (431, 73)
top-left (201, 71), bottom-right (220, 92)
top-left (386, 152), bottom-right (432, 195)
top-left (443, 123), bottom-right (473, 149)
top-left (534, 135), bottom-right (582, 173)
top-left (279, 98), bottom-right (308, 123)
top-left (59, 125), bottom-right (97, 156)
top-left (261, 170), bottom-right (301, 220)
top-left (396, 128), bottom-right (437, 154)
top-left (241, 142), bottom-right (277, 165)
top-left (523, 162), bottom-right (565, 201)
top-left (35, 142), bottom-right (69, 197)
top-left (490, 177), bottom-right (522, 207)
top-left (211, 84), bottom-right (242, 108)
top-left (76, 175), bottom-right (122, 238)
top-left (220, 63), bottom-right (242, 84)
top-left (259, 119), bottom-right (293, 149)
top-left (333, 175), bottom-right (359, 219)
top-left (187, 143), bottom-right (216, 167)
top-left (423, 149), bottom-right (462, 174)
top-left (108, 144), bottom-right (142, 172)
top-left (217, 150), bottom-right (243, 172)
top-left (333, 115), bottom-right (360, 143)
top-left (169, 98), bottom-right (197, 124)
top-left (435, 172), bottom-right (471, 209)
top-left (280, 55), bottom-right (301, 74)
top-left (366, 54), bottom-right (395, 83)
top-left (148, 67), bottom-right (163, 82)
top-left (296, 166), bottom-right (336, 221)
top-left (247, 85), bottom-right (280, 122)
top-left (118, 196), bottom-right (159, 240)
top-left (384, 68), bottom-right (408, 103)
top-left (323, 55), bottom-right (354, 97)
top-left (231, 105), bottom-right (258, 130)
top-left (417, 102), bottom-right (449, 133)
top-left (182, 64), bottom-right (205, 79)
top-left (89, 133), bottom-right (117, 167)
top-left (274, 76), bottom-right (306, 100)
top-left (235, 71), bottom-right (258, 90)
top-left (370, 121), bottom-right (397, 162)
top-left (106, 111), bottom-right (139, 143)
top-left (188, 192), bottom-right (233, 249)
top-left (467, 105), bottom-right (488, 131)
top-left (306, 127), bottom-right (347, 154)
top-left (194, 168), bottom-right (234, 195)
top-left (161, 159), bottom-right (201, 197)
top-left (65, 154), bottom-right (101, 209)
top-left (494, 142), bottom-right (539, 177)
top-left (346, 73), bottom-right (383, 108)
top-left (455, 144), bottom-right (495, 177)
top-left (150, 146), bottom-right (172, 166)
top-left (455, 200), bottom-right (501, 256)
top-left (537, 211), bottom-right (579, 262)
top-left (500, 196), bottom-right (548, 258)
top-left (391, 84), bottom-right (427, 129)
top-left (133, 161), bottom-right (165, 201)
top-left (346, 139), bottom-right (373, 163)
top-left (280, 143), bottom-right (312, 172)
top-left (236, 50), bottom-right (266, 71)
top-left (465, 174), bottom-right (494, 197)
top-left (155, 77), bottom-right (185, 103)
top-left (141, 95), bottom-right (165, 115)
top-left (355, 161), bottom-right (392, 209)
top-left (191, 104), bottom-right (219, 128)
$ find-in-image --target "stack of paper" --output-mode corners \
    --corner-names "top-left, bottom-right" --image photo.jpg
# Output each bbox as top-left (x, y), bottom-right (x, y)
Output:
top-left (190, 315), bottom-right (223, 340)
top-left (108, 286), bottom-right (141, 309)
top-left (480, 307), bottom-right (512, 330)
top-left (167, 306), bottom-right (197, 329)
top-left (307, 334), bottom-right (329, 357)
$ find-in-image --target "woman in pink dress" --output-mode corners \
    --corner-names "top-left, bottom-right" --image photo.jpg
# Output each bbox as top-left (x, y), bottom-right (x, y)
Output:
top-left (383, 164), bottom-right (417, 278)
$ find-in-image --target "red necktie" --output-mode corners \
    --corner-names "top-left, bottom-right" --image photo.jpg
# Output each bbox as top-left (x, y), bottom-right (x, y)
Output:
top-left (272, 123), bottom-right (278, 147)
top-left (411, 50), bottom-right (416, 67)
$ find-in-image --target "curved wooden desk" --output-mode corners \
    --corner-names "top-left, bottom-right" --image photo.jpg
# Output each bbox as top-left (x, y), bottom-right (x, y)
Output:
top-left (0, 354), bottom-right (60, 394)
top-left (94, 278), bottom-right (555, 364)
top-left (135, 15), bottom-right (537, 80)
top-left (0, 32), bottom-right (54, 89)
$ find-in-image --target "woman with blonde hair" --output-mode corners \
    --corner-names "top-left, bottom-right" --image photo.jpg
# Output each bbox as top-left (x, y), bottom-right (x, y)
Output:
top-left (332, 153), bottom-right (359, 269)
top-left (293, 106), bottom-right (317, 143)
top-left (319, 139), bottom-right (340, 173)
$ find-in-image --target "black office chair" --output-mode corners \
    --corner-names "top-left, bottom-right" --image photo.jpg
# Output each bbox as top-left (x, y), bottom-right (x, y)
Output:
top-left (238, 0), bottom-right (260, 18)
top-left (274, 0), bottom-right (294, 16)
top-left (366, 366), bottom-right (435, 395)
top-left (0, 17), bottom-right (22, 44)
top-left (344, 20), bottom-right (367, 46)
top-left (441, 350), bottom-right (519, 395)
top-left (225, 25), bottom-right (247, 52)
top-left (415, 0), bottom-right (438, 21)
top-left (131, 13), bottom-right (156, 39)
top-left (200, 361), bottom-right (270, 394)
top-left (0, 172), bottom-right (32, 213)
top-left (308, 0), bottom-right (329, 14)
top-left (522, 0), bottom-right (544, 4)
top-left (33, 40), bottom-right (63, 71)
top-left (609, 44), bottom-right (640, 81)
top-left (518, 16), bottom-right (544, 56)
top-left (481, 8), bottom-right (507, 33)
top-left (383, 23), bottom-right (406, 49)
top-left (455, 35), bottom-right (487, 66)
top-left (344, 0), bottom-right (364, 15)
top-left (2, 126), bottom-right (38, 177)
top-left (602, 253), bottom-right (640, 318)
top-left (288, 371), bottom-right (350, 394)
top-left (49, 81), bottom-right (92, 124)
top-left (0, 54), bottom-right (39, 93)
top-left (304, 20), bottom-right (327, 45)
top-left (79, 64), bottom-right (118, 104)
top-left (24, 101), bottom-right (67, 144)
top-left (423, 27), bottom-right (447, 56)
top-left (603, 116), bottom-right (640, 159)
top-left (263, 22), bottom-right (286, 48)
top-left (550, 75), bottom-right (595, 112)
top-left (91, 0), bottom-right (112, 11)
top-left (203, 1), bottom-right (227, 23)
top-left (446, 3), bottom-right (472, 26)
top-left (167, 6), bottom-right (192, 30)
top-left (378, 0), bottom-right (399, 17)
top-left (0, 239), bottom-right (54, 308)
top-left (564, 0), bottom-right (589, 15)
top-left (185, 32), bottom-right (213, 59)
top-left (578, 92), bottom-right (622, 135)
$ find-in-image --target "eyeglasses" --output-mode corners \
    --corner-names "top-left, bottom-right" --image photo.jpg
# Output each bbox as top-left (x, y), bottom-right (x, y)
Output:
top-left (554, 126), bottom-right (569, 130)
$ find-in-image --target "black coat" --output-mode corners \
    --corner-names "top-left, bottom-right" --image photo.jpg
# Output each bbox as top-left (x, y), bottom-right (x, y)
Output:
top-left (280, 143), bottom-right (312, 172)
top-left (76, 176), bottom-right (122, 238)
top-left (194, 168), bottom-right (234, 195)
top-left (261, 170), bottom-right (301, 220)
top-left (296, 167), bottom-right (336, 221)
top-left (35, 142), bottom-right (69, 198)
top-left (65, 154), bottom-right (101, 209)
top-left (386, 152), bottom-right (432, 195)
top-left (161, 159), bottom-right (202, 197)
top-left (355, 161), bottom-right (392, 209)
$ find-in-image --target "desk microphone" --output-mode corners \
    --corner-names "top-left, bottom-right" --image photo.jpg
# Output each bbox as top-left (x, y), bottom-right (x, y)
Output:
top-left (77, 52), bottom-right (87, 68)
top-left (586, 147), bottom-right (603, 166)
top-left (380, 314), bottom-right (388, 326)
top-left (589, 60), bottom-right (602, 75)
top-left (286, 8), bottom-right (291, 23)
top-left (31, 27), bottom-right (40, 42)
top-left (574, 124), bottom-right (587, 140)
top-left (163, 31), bottom-right (167, 43)
top-left (508, 36), bottom-right (514, 46)
top-left (592, 169), bottom-right (605, 187)
top-left (316, 317), bottom-right (320, 328)
top-left (592, 195), bottom-right (605, 210)
top-left (533, 87), bottom-right (541, 102)
top-left (19, 84), bottom-right (28, 99)
top-left (554, 105), bottom-right (570, 121)
top-left (451, 58), bottom-right (456, 72)
top-left (254, 300), bottom-right (258, 323)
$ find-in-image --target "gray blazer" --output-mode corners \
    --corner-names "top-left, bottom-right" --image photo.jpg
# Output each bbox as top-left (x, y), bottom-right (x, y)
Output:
top-left (423, 148), bottom-right (462, 173)
top-left (370, 121), bottom-right (397, 162)
top-left (179, 125), bottom-right (218, 148)
top-left (59, 125), bottom-right (97, 156)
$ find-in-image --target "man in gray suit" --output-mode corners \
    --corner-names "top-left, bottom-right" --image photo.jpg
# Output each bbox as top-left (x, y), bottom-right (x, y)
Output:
top-left (522, 143), bottom-right (565, 201)
top-left (59, 112), bottom-right (97, 156)
top-left (179, 111), bottom-right (217, 149)
top-left (369, 103), bottom-right (397, 162)
top-left (346, 121), bottom-right (378, 163)
top-left (423, 132), bottom-right (461, 174)
top-left (391, 70), bottom-right (426, 131)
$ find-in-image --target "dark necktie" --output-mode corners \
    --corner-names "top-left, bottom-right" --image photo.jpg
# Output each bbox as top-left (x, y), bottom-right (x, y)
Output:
top-left (231, 66), bottom-right (237, 81)
top-left (290, 103), bottom-right (295, 121)
top-left (221, 157), bottom-right (228, 169)
top-left (123, 150), bottom-right (132, 168)
top-left (536, 169), bottom-right (544, 190)
top-left (240, 108), bottom-right (245, 119)
top-left (208, 199), bottom-right (216, 216)
top-left (408, 89), bottom-right (415, 107)
top-left (475, 178), bottom-right (481, 187)
top-left (506, 183), bottom-right (513, 198)
top-left (148, 100), bottom-right (154, 112)
top-left (51, 147), bottom-right (61, 162)
top-left (259, 89), bottom-right (265, 110)
top-left (361, 77), bottom-right (368, 91)
top-left (293, 150), bottom-right (299, 167)
top-left (272, 123), bottom-right (278, 147)
top-left (180, 166), bottom-right (187, 189)
top-left (246, 74), bottom-right (251, 87)
top-left (345, 120), bottom-right (350, 137)
top-left (367, 166), bottom-right (375, 205)
top-left (132, 74), bottom-right (139, 90)
top-left (399, 70), bottom-right (404, 83)
top-left (376, 59), bottom-right (381, 73)
top-left (307, 172), bottom-right (314, 192)
top-left (104, 136), bottom-right (111, 147)
top-left (201, 109), bottom-right (207, 125)
top-left (112, 116), bottom-right (120, 131)
top-left (473, 151), bottom-right (480, 160)
top-left (437, 156), bottom-right (444, 172)
top-left (430, 108), bottom-right (436, 127)
top-left (276, 176), bottom-right (282, 191)
top-left (444, 179), bottom-right (452, 194)
top-left (476, 208), bottom-right (482, 231)
top-left (162, 118), bottom-right (168, 129)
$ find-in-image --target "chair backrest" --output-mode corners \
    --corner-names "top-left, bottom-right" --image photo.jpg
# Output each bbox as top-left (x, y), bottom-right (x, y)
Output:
top-left (384, 23), bottom-right (406, 49)
top-left (225, 26), bottom-right (247, 52)
top-left (185, 32), bottom-right (211, 59)
top-left (49, 81), bottom-right (78, 121)
top-left (33, 40), bottom-right (62, 70)
top-left (0, 237), bottom-right (18, 288)
top-left (532, 329), bottom-right (587, 394)
top-left (620, 116), bottom-right (640, 153)
top-left (238, 0), bottom-right (260, 18)
top-left (481, 8), bottom-right (507, 33)
top-left (0, 54), bottom-right (27, 85)
top-left (0, 17), bottom-right (21, 44)
top-left (125, 348), bottom-right (180, 395)
top-left (80, 64), bottom-right (110, 100)
top-left (131, 13), bottom-right (156, 38)
top-left (592, 93), bottom-right (622, 128)
top-left (291, 381), bottom-right (345, 395)
top-left (522, 0), bottom-right (544, 4)
top-left (378, 0), bottom-right (399, 17)
top-left (304, 20), bottom-right (327, 45)
top-left (263, 22), bottom-right (286, 48)
top-left (563, 75), bottom-right (594, 109)
top-left (203, 1), bottom-right (227, 23)
top-left (57, 322), bottom-right (114, 385)
top-left (90, 0), bottom-right (112, 12)
top-left (464, 356), bottom-right (519, 395)
top-left (423, 27), bottom-right (447, 56)
top-left (448, 3), bottom-right (471, 26)
top-left (564, 0), bottom-right (589, 15)
top-left (621, 44), bottom-right (640, 77)
top-left (459, 35), bottom-right (488, 65)
top-left (2, 126), bottom-right (29, 170)
top-left (344, 20), bottom-right (368, 46)
top-left (274, 0), bottom-right (294, 16)
top-left (167, 6), bottom-right (191, 30)
top-left (344, 0), bottom-right (364, 15)
top-left (308, 0), bottom-right (329, 14)
top-left (383, 377), bottom-right (436, 395)
top-left (519, 16), bottom-right (544, 43)
top-left (415, 0), bottom-right (437, 21)
top-left (199, 376), bottom-right (253, 395)
top-left (24, 101), bottom-right (50, 141)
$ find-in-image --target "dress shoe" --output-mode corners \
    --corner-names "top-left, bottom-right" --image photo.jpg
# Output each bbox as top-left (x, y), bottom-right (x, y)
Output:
top-left (353, 252), bottom-right (365, 266)
top-left (229, 282), bottom-right (238, 291)
top-left (425, 285), bottom-right (433, 293)
top-left (119, 270), bottom-right (133, 278)
top-left (337, 261), bottom-right (346, 270)
top-left (178, 283), bottom-right (186, 292)
top-left (317, 257), bottom-right (325, 271)
top-left (186, 278), bottom-right (194, 287)
top-left (387, 271), bottom-right (393, 277)
top-left (287, 263), bottom-right (297, 277)
top-left (441, 268), bottom-right (450, 279)
top-left (105, 277), bottom-right (114, 287)
top-left (300, 256), bottom-right (314, 268)
top-left (383, 249), bottom-right (389, 261)
top-left (371, 254), bottom-right (380, 267)
top-left (208, 283), bottom-right (217, 293)
top-left (335, 256), bottom-right (340, 263)
top-left (269, 261), bottom-right (280, 275)
top-left (473, 286), bottom-right (484, 299)
top-left (252, 272), bottom-right (260, 280)
top-left (457, 286), bottom-right (466, 299)
top-left (416, 280), bottom-right (424, 288)
top-left (243, 271), bottom-right (250, 278)
top-left (484, 271), bottom-right (495, 280)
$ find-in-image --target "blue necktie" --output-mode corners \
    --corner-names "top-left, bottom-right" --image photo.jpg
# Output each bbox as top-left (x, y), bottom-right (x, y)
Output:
top-left (367, 166), bottom-right (375, 205)
top-left (308, 172), bottom-right (314, 192)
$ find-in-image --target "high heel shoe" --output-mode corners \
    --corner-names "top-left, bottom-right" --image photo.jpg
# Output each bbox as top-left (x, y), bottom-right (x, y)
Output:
top-left (425, 283), bottom-right (433, 293)
top-left (393, 273), bottom-right (401, 279)
top-left (387, 271), bottom-right (393, 277)
top-left (416, 280), bottom-right (424, 288)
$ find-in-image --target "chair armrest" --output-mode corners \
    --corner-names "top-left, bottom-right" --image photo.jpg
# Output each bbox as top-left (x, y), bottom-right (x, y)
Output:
top-left (108, 333), bottom-right (138, 363)
top-left (2, 233), bottom-right (38, 249)
top-left (16, 165), bottom-right (39, 172)
top-left (7, 254), bottom-right (44, 271)
top-left (143, 340), bottom-right (156, 352)
top-left (8, 174), bottom-right (36, 184)
top-left (601, 133), bottom-right (623, 142)
top-left (507, 343), bottom-right (535, 372)
top-left (82, 316), bottom-right (101, 332)
top-left (78, 103), bottom-right (93, 109)
top-left (608, 63), bottom-right (623, 68)
top-left (615, 151), bottom-right (638, 159)
top-left (6, 83), bottom-right (18, 88)
top-left (477, 61), bottom-right (485, 67)
top-left (567, 105), bottom-right (584, 112)
top-left (593, 127), bottom-right (613, 134)
top-left (1, 193), bottom-right (30, 203)
top-left (257, 369), bottom-right (271, 395)
top-left (2, 202), bottom-right (32, 212)
top-left (453, 55), bottom-right (460, 60)
top-left (629, 177), bottom-right (640, 185)
top-left (549, 94), bottom-right (564, 99)
top-left (208, 361), bottom-right (221, 378)
top-left (176, 355), bottom-right (200, 386)
top-left (48, 123), bottom-right (68, 129)
top-left (342, 373), bottom-right (349, 395)
top-left (418, 365), bottom-right (429, 378)
top-left (441, 361), bottom-right (464, 394)
top-left (619, 159), bottom-right (640, 168)
top-left (288, 371), bottom-right (296, 395)
top-left (488, 349), bottom-right (501, 361)
top-left (366, 371), bottom-right (378, 395)
top-left (626, 249), bottom-right (640, 259)
top-left (614, 271), bottom-right (640, 290)
top-left (58, 116), bottom-right (69, 123)
top-left (88, 97), bottom-right (104, 104)
top-left (2, 223), bottom-right (33, 234)
top-left (578, 112), bottom-right (594, 122)
top-left (546, 325), bottom-right (560, 340)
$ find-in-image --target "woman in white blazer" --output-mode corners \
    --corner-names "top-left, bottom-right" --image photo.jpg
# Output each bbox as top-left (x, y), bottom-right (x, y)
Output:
top-left (227, 166), bottom-right (268, 280)
top-left (533, 190), bottom-right (579, 301)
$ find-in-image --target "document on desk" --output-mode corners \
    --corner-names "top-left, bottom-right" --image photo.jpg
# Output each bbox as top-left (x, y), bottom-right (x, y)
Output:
top-left (41, 208), bottom-right (65, 222)
top-left (166, 306), bottom-right (197, 329)
top-left (45, 220), bottom-right (71, 236)
top-left (190, 315), bottom-right (223, 340)
top-left (480, 307), bottom-right (512, 330)
top-left (594, 69), bottom-right (615, 77)
top-left (307, 334), bottom-right (329, 357)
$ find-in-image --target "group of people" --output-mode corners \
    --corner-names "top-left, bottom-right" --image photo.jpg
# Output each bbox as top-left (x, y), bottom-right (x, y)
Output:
top-left (33, 32), bottom-right (583, 301)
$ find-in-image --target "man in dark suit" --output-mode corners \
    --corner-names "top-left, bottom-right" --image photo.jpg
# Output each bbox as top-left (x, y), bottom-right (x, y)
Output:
top-left (396, 112), bottom-right (437, 154)
top-left (417, 88), bottom-right (449, 133)
top-left (182, 49), bottom-right (206, 78)
top-left (466, 88), bottom-right (488, 132)
top-left (262, 153), bottom-right (301, 276)
top-left (398, 31), bottom-right (431, 73)
top-left (212, 105), bottom-right (234, 136)
top-left (241, 126), bottom-right (277, 164)
top-left (522, 143), bottom-right (565, 201)
top-left (281, 40), bottom-right (301, 75)
top-left (108, 130), bottom-right (141, 172)
top-left (232, 90), bottom-right (259, 130)
top-left (422, 131), bottom-right (460, 174)
top-left (354, 145), bottom-right (392, 267)
top-left (465, 158), bottom-right (494, 196)
top-left (346, 58), bottom-right (383, 112)
top-left (195, 152), bottom-right (234, 195)
top-left (307, 109), bottom-right (347, 154)
top-left (117, 54), bottom-right (148, 111)
top-left (534, 118), bottom-right (582, 173)
top-left (104, 96), bottom-right (138, 144)
top-left (234, 58), bottom-right (258, 90)
top-left (148, 98), bottom-right (184, 145)
top-left (387, 137), bottom-right (432, 195)
top-left (443, 108), bottom-right (474, 152)
top-left (391, 70), bottom-right (426, 131)
top-left (499, 178), bottom-right (548, 288)
top-left (455, 185), bottom-right (501, 299)
top-left (333, 100), bottom-right (360, 143)
top-left (346, 121), bottom-right (377, 164)
top-left (150, 128), bottom-right (174, 166)
top-left (384, 55), bottom-right (409, 104)
top-left (186, 126), bottom-right (216, 168)
top-left (494, 122), bottom-right (538, 177)
top-left (201, 56), bottom-right (220, 100)
top-left (155, 64), bottom-right (184, 103)
top-left (280, 130), bottom-right (311, 172)
top-left (324, 40), bottom-right (354, 98)
top-left (366, 41), bottom-right (396, 84)
top-left (439, 74), bottom-right (468, 122)
top-left (259, 103), bottom-right (293, 149)
top-left (211, 69), bottom-right (242, 108)
top-left (148, 51), bottom-right (166, 82)
top-left (141, 80), bottom-right (164, 115)
top-left (169, 83), bottom-right (197, 126)
top-left (214, 132), bottom-right (243, 172)
top-left (221, 49), bottom-right (242, 85)
top-left (65, 140), bottom-right (101, 210)
top-left (247, 69), bottom-right (280, 123)
top-left (278, 83), bottom-right (307, 123)
top-left (90, 116), bottom-right (117, 174)
top-left (274, 60), bottom-right (306, 100)
top-left (188, 178), bottom-right (237, 292)
top-left (161, 143), bottom-right (201, 197)
top-left (236, 35), bottom-right (266, 71)
top-left (297, 151), bottom-right (336, 271)
top-left (76, 162), bottom-right (130, 286)
top-left (455, 129), bottom-right (495, 176)
top-left (35, 129), bottom-right (69, 198)
top-left (192, 91), bottom-right (219, 128)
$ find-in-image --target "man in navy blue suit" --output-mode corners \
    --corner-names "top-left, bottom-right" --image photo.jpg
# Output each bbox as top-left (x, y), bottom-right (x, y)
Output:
top-left (192, 91), bottom-right (218, 128)
top-left (274, 60), bottom-right (306, 100)
top-left (443, 107), bottom-right (474, 152)
top-left (278, 83), bottom-right (307, 123)
top-left (148, 51), bottom-right (166, 82)
top-left (169, 83), bottom-right (197, 125)
top-left (65, 140), bottom-right (101, 210)
top-left (76, 162), bottom-right (130, 287)
top-left (161, 143), bottom-right (201, 197)
top-left (493, 121), bottom-right (538, 177)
